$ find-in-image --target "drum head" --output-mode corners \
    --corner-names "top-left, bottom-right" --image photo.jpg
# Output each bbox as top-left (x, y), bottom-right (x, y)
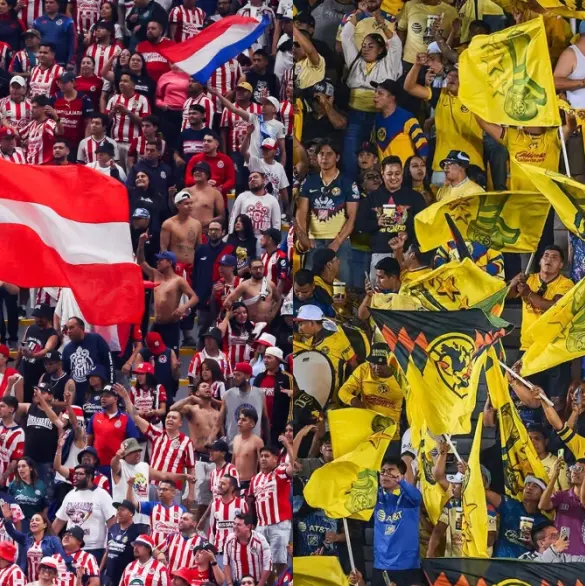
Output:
top-left (293, 350), bottom-right (335, 409)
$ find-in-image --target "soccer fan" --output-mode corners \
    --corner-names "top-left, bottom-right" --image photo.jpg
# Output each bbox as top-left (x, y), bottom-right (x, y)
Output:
top-left (85, 21), bottom-right (120, 76)
top-left (135, 20), bottom-right (174, 83)
top-left (28, 42), bottom-right (63, 97)
top-left (0, 128), bottom-right (25, 163)
top-left (120, 534), bottom-right (170, 586)
top-left (187, 327), bottom-right (231, 384)
top-left (0, 396), bottom-right (24, 488)
top-left (176, 104), bottom-right (211, 166)
top-left (181, 79), bottom-right (214, 131)
top-left (208, 474), bottom-right (247, 555)
top-left (127, 115), bottom-right (167, 169)
top-left (9, 29), bottom-right (41, 78)
top-left (33, 0), bottom-right (75, 67)
top-left (158, 512), bottom-right (201, 572)
top-left (20, 94), bottom-right (60, 164)
top-left (169, 0), bottom-right (204, 42)
top-left (77, 113), bottom-right (119, 163)
top-left (0, 77), bottom-right (32, 132)
top-left (86, 142), bottom-right (127, 180)
top-left (53, 526), bottom-right (100, 586)
top-left (0, 543), bottom-right (26, 586)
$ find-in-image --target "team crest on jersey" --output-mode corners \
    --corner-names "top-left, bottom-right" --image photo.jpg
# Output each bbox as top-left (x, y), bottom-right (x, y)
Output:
top-left (123, 536), bottom-right (128, 542)
top-left (90, 86), bottom-right (96, 92)
top-left (56, 19), bottom-right (63, 25)
top-left (161, 171), bottom-right (166, 179)
top-left (217, 160), bottom-right (224, 168)
top-left (172, 439), bottom-right (181, 449)
top-left (377, 127), bottom-right (386, 142)
top-left (114, 421), bottom-right (122, 428)
top-left (158, 355), bottom-right (167, 364)
top-left (331, 187), bottom-right (341, 196)
top-left (461, 105), bottom-right (469, 113)
top-left (377, 384), bottom-right (388, 394)
top-left (116, 535), bottom-right (121, 541)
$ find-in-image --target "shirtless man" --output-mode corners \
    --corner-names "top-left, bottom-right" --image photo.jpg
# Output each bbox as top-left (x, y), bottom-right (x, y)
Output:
top-left (160, 191), bottom-right (203, 270)
top-left (223, 259), bottom-right (281, 323)
top-left (137, 235), bottom-right (199, 354)
top-left (171, 381), bottom-right (220, 456)
top-left (232, 408), bottom-right (264, 487)
top-left (187, 161), bottom-right (225, 231)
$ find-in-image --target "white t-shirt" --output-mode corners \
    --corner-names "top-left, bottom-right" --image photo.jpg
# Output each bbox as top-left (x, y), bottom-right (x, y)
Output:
top-left (112, 460), bottom-right (150, 525)
top-left (86, 161), bottom-right (127, 182)
top-left (248, 114), bottom-right (285, 162)
top-left (248, 155), bottom-right (289, 194)
top-left (229, 191), bottom-right (281, 236)
top-left (55, 487), bottom-right (116, 549)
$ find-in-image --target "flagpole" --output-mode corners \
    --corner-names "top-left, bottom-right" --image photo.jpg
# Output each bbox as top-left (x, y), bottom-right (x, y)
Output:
top-left (442, 434), bottom-right (464, 464)
top-left (498, 360), bottom-right (555, 406)
top-left (559, 125), bottom-right (572, 178)
top-left (524, 251), bottom-right (536, 275)
top-left (342, 518), bottom-right (356, 572)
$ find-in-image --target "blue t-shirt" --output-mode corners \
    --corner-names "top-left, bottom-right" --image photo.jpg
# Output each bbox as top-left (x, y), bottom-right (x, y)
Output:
top-left (493, 496), bottom-right (547, 558)
top-left (294, 509), bottom-right (339, 556)
top-left (373, 480), bottom-right (422, 570)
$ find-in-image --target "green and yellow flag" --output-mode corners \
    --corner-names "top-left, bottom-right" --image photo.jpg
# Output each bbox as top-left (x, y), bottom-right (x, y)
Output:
top-left (486, 351), bottom-right (549, 500)
top-left (459, 17), bottom-right (561, 127)
top-left (414, 191), bottom-right (549, 253)
top-left (521, 279), bottom-right (585, 376)
top-left (371, 309), bottom-right (512, 437)
top-left (462, 417), bottom-right (489, 558)
top-left (303, 414), bottom-right (396, 521)
top-left (294, 556), bottom-right (348, 586)
top-left (399, 258), bottom-right (508, 312)
top-left (520, 164), bottom-right (585, 239)
top-left (328, 408), bottom-right (397, 460)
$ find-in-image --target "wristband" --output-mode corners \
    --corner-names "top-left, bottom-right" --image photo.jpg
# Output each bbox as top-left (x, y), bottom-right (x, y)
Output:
top-left (210, 562), bottom-right (218, 567)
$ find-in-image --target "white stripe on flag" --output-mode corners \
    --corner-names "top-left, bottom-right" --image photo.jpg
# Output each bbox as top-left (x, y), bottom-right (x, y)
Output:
top-left (0, 199), bottom-right (133, 264)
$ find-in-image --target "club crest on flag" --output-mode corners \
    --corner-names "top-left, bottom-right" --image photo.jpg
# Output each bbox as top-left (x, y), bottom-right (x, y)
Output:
top-left (344, 469), bottom-right (378, 514)
top-left (428, 333), bottom-right (475, 399)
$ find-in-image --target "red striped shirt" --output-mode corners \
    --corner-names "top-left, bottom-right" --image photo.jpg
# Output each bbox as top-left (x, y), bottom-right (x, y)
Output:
top-left (220, 102), bottom-right (262, 153)
top-left (222, 322), bottom-right (254, 370)
top-left (71, 0), bottom-right (104, 34)
top-left (20, 118), bottom-right (57, 164)
top-left (261, 249), bottom-right (289, 287)
top-left (169, 6), bottom-right (205, 42)
top-left (0, 424), bottom-right (25, 486)
top-left (106, 93), bottom-right (150, 143)
top-left (164, 533), bottom-right (202, 572)
top-left (181, 93), bottom-right (215, 130)
top-left (77, 135), bottom-right (117, 163)
top-left (53, 550), bottom-right (99, 586)
top-left (249, 464), bottom-right (292, 526)
top-left (209, 496), bottom-right (247, 553)
top-left (20, 0), bottom-right (43, 27)
top-left (209, 462), bottom-right (240, 496)
top-left (223, 531), bottom-right (271, 582)
top-left (128, 135), bottom-right (167, 160)
top-left (0, 41), bottom-right (10, 71)
top-left (0, 564), bottom-right (26, 586)
top-left (146, 425), bottom-right (195, 484)
top-left (0, 148), bottom-right (26, 164)
top-left (188, 348), bottom-right (232, 380)
top-left (141, 502), bottom-right (185, 550)
top-left (208, 58), bottom-right (242, 111)
top-left (29, 63), bottom-right (64, 97)
top-left (85, 42), bottom-right (120, 77)
top-left (9, 49), bottom-right (36, 75)
top-left (121, 558), bottom-right (170, 586)
top-left (280, 100), bottom-right (293, 136)
top-left (0, 97), bottom-right (32, 132)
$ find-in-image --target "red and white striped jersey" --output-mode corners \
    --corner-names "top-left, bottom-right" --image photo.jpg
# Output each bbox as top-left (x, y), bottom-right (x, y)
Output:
top-left (208, 58), bottom-right (242, 112)
top-left (138, 501), bottom-right (186, 550)
top-left (20, 118), bottom-right (57, 165)
top-left (164, 532), bottom-right (202, 572)
top-left (236, 4), bottom-right (274, 50)
top-left (130, 384), bottom-right (167, 415)
top-left (120, 557), bottom-right (170, 586)
top-left (20, 0), bottom-right (43, 28)
top-left (280, 68), bottom-right (293, 102)
top-left (181, 93), bottom-right (215, 130)
top-left (0, 424), bottom-right (25, 487)
top-left (53, 550), bottom-right (99, 586)
top-left (0, 42), bottom-right (10, 71)
top-left (280, 99), bottom-right (293, 136)
top-left (85, 42), bottom-right (120, 77)
top-left (220, 102), bottom-right (262, 153)
top-left (169, 6), bottom-right (205, 42)
top-left (70, 0), bottom-right (104, 35)
top-left (188, 348), bottom-right (232, 380)
top-left (146, 425), bottom-right (195, 482)
top-left (261, 249), bottom-right (289, 287)
top-left (29, 63), bottom-right (64, 97)
top-left (128, 135), bottom-right (167, 160)
top-left (209, 461), bottom-right (240, 496)
top-left (77, 135), bottom-right (119, 163)
top-left (9, 49), bottom-right (37, 75)
top-left (0, 148), bottom-right (26, 164)
top-left (222, 322), bottom-right (254, 369)
top-left (249, 464), bottom-right (292, 526)
top-left (0, 97), bottom-right (32, 132)
top-left (106, 92), bottom-right (150, 143)
top-left (0, 563), bottom-right (26, 586)
top-left (0, 507), bottom-right (24, 572)
top-left (209, 496), bottom-right (247, 553)
top-left (223, 530), bottom-right (271, 582)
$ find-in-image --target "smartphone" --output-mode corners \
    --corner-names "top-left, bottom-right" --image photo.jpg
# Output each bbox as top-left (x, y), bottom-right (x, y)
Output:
top-left (576, 388), bottom-right (582, 406)
top-left (558, 448), bottom-right (564, 460)
top-left (364, 272), bottom-right (371, 288)
top-left (560, 526), bottom-right (570, 541)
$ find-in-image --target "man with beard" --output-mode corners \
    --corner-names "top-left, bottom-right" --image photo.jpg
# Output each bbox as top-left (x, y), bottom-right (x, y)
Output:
top-left (137, 237), bottom-right (199, 355)
top-left (158, 511), bottom-right (201, 571)
top-left (15, 303), bottom-right (58, 403)
top-left (181, 80), bottom-right (214, 131)
top-left (135, 21), bottom-right (175, 82)
top-left (223, 259), bottom-right (281, 323)
top-left (176, 104), bottom-right (212, 170)
top-left (61, 317), bottom-right (114, 406)
top-left (185, 163), bottom-right (226, 232)
top-left (120, 535), bottom-right (170, 586)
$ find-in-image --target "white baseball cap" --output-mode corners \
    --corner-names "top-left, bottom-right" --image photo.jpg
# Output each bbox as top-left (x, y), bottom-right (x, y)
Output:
top-left (254, 333), bottom-right (276, 347)
top-left (10, 75), bottom-right (26, 87)
top-left (294, 304), bottom-right (324, 321)
top-left (265, 346), bottom-right (284, 361)
top-left (261, 137), bottom-right (277, 150)
top-left (265, 96), bottom-right (280, 110)
top-left (174, 190), bottom-right (191, 205)
top-left (427, 41), bottom-right (442, 54)
top-left (447, 473), bottom-right (465, 484)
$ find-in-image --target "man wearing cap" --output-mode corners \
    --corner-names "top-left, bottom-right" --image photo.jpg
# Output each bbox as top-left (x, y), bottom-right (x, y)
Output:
top-left (207, 440), bottom-right (239, 497)
top-left (54, 444), bottom-right (111, 493)
top-left (34, 557), bottom-right (61, 586)
top-left (15, 303), bottom-right (58, 403)
top-left (38, 350), bottom-right (74, 407)
top-left (120, 534), bottom-right (170, 586)
top-left (0, 76), bottom-right (32, 134)
top-left (0, 542), bottom-right (26, 586)
top-left (260, 228), bottom-right (289, 293)
top-left (104, 500), bottom-right (149, 586)
top-left (84, 20), bottom-right (119, 75)
top-left (183, 162), bottom-right (226, 231)
top-left (53, 526), bottom-right (100, 586)
top-left (9, 29), bottom-right (40, 78)
top-left (175, 103), bottom-right (212, 167)
top-left (239, 48), bottom-right (279, 106)
top-left (171, 542), bottom-right (225, 585)
top-left (187, 327), bottom-right (232, 385)
top-left (0, 128), bottom-right (26, 164)
top-left (86, 142), bottom-right (127, 180)
top-left (137, 237), bottom-right (199, 355)
top-left (435, 150), bottom-right (484, 201)
top-left (211, 254), bottom-right (241, 319)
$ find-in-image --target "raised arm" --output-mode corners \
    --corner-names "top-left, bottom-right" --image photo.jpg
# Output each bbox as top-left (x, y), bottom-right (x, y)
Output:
top-left (136, 232), bottom-right (157, 279)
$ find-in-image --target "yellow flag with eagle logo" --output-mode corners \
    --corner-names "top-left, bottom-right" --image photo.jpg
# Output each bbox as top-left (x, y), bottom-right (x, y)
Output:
top-left (294, 556), bottom-right (348, 586)
top-left (459, 17), bottom-right (561, 127)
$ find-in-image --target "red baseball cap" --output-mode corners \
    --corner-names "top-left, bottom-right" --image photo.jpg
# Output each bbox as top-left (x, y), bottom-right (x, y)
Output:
top-left (234, 362), bottom-right (253, 377)
top-left (0, 344), bottom-right (13, 361)
top-left (145, 332), bottom-right (166, 356)
top-left (133, 362), bottom-right (155, 375)
top-left (0, 542), bottom-right (17, 563)
top-left (0, 127), bottom-right (16, 139)
top-left (171, 569), bottom-right (194, 584)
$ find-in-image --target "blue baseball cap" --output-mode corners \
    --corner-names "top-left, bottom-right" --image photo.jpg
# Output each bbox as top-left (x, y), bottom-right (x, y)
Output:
top-left (155, 251), bottom-right (177, 265)
top-left (132, 208), bottom-right (150, 219)
top-left (219, 254), bottom-right (237, 267)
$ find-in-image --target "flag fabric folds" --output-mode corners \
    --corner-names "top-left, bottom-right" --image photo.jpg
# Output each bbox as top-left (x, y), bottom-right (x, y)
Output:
top-left (534, 0), bottom-right (585, 18)
top-left (155, 15), bottom-right (270, 83)
top-left (0, 161), bottom-right (143, 326)
top-left (303, 411), bottom-right (395, 521)
top-left (399, 258), bottom-right (508, 311)
top-left (519, 164), bottom-right (585, 240)
top-left (462, 417), bottom-right (489, 557)
top-left (459, 17), bottom-right (561, 127)
top-left (486, 351), bottom-right (549, 500)
top-left (371, 309), bottom-right (512, 436)
top-left (294, 556), bottom-right (348, 586)
top-left (414, 191), bottom-right (548, 253)
top-left (521, 279), bottom-right (585, 376)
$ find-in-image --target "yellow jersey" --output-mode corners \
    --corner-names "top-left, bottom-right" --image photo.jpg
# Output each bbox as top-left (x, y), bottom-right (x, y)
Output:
top-left (503, 127), bottom-right (560, 192)
top-left (558, 424), bottom-right (585, 460)
top-left (541, 453), bottom-right (570, 491)
top-left (314, 275), bottom-right (333, 298)
top-left (436, 178), bottom-right (485, 202)
top-left (294, 55), bottom-right (325, 90)
top-left (520, 272), bottom-right (574, 350)
top-left (399, 266), bottom-right (433, 289)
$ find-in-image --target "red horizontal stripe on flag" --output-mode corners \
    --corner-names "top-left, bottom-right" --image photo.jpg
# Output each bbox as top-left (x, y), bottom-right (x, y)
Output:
top-left (0, 224), bottom-right (143, 325)
top-left (0, 160), bottom-right (129, 223)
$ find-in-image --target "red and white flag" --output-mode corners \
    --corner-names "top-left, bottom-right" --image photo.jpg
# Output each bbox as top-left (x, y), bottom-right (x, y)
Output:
top-left (0, 160), bottom-right (144, 325)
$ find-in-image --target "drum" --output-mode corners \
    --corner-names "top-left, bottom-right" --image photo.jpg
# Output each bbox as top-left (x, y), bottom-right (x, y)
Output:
top-left (293, 350), bottom-right (335, 409)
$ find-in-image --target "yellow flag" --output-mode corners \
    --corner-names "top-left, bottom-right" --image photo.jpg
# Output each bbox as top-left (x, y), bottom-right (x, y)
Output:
top-left (486, 351), bottom-right (549, 500)
top-left (519, 164), bottom-right (585, 239)
top-left (328, 408), bottom-right (397, 460)
top-left (398, 258), bottom-right (508, 312)
top-left (462, 417), bottom-right (489, 557)
top-left (294, 556), bottom-right (348, 586)
top-left (521, 279), bottom-right (585, 376)
top-left (459, 17), bottom-right (561, 127)
top-left (303, 420), bottom-right (395, 521)
top-left (459, 0), bottom-right (503, 43)
top-left (534, 0), bottom-right (585, 18)
top-left (414, 191), bottom-right (549, 253)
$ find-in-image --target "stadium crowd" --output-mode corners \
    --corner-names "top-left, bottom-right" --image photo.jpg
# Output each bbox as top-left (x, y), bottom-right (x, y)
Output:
top-left (0, 0), bottom-right (295, 584)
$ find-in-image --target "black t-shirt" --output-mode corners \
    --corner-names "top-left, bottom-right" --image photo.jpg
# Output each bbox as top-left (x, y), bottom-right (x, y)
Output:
top-left (39, 372), bottom-right (71, 402)
top-left (105, 522), bottom-right (149, 585)
top-left (245, 70), bottom-right (280, 105)
top-left (301, 112), bottom-right (344, 149)
top-left (19, 325), bottom-right (58, 401)
top-left (25, 404), bottom-right (58, 464)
